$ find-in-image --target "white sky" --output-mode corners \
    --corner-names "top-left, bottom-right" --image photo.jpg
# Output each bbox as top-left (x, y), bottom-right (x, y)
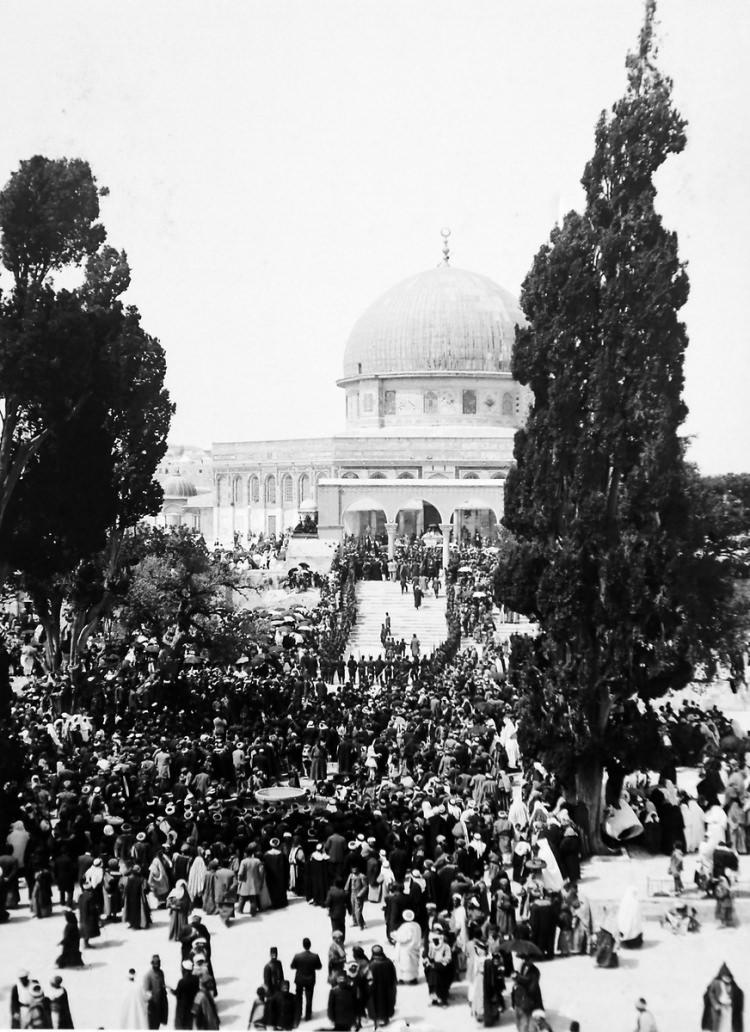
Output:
top-left (0, 0), bottom-right (748, 474)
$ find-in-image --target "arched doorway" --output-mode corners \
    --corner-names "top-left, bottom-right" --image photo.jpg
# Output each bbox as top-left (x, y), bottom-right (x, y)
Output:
top-left (394, 498), bottom-right (442, 540)
top-left (342, 496), bottom-right (387, 539)
top-left (451, 496), bottom-right (500, 544)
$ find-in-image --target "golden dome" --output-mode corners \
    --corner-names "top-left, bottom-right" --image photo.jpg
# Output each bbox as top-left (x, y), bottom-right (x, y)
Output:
top-left (342, 265), bottom-right (524, 380)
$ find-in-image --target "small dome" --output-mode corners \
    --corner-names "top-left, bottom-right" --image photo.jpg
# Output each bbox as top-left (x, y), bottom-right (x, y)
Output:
top-left (343, 265), bottom-right (524, 379)
top-left (162, 473), bottom-right (198, 499)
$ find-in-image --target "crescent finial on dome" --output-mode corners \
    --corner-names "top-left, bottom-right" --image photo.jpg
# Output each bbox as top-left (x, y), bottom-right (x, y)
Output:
top-left (441, 227), bottom-right (451, 266)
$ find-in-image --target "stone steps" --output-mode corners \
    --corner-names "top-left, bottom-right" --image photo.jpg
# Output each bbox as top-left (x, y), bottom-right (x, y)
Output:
top-left (345, 580), bottom-right (447, 660)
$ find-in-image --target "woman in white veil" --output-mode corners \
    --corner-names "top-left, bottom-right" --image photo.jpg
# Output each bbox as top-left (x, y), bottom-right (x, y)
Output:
top-left (680, 791), bottom-right (706, 853)
top-left (616, 886), bottom-right (644, 948)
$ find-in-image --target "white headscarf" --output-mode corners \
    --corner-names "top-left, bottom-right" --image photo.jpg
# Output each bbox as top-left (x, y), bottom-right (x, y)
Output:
top-left (617, 886), bottom-right (643, 941)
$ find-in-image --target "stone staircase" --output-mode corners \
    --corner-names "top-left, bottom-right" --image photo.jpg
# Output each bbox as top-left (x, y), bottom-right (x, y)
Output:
top-left (345, 580), bottom-right (447, 660)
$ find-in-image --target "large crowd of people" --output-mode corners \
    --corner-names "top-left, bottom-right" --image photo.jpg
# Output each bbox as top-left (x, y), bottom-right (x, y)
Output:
top-left (0, 538), bottom-right (747, 1030)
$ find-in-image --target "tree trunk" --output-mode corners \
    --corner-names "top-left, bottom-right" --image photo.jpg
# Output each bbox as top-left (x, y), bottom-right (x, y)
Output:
top-left (30, 591), bottom-right (62, 672)
top-left (39, 610), bottom-right (61, 672)
top-left (575, 759), bottom-right (609, 855)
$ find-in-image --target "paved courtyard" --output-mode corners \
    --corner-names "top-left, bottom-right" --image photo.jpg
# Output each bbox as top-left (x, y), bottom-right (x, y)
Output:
top-left (0, 849), bottom-right (748, 1031)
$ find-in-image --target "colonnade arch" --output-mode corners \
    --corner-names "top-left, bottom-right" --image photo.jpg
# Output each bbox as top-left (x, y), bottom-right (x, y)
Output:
top-left (340, 489), bottom-right (501, 566)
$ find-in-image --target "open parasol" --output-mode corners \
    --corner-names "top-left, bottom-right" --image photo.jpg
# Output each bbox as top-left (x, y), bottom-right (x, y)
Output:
top-left (525, 858), bottom-right (547, 871)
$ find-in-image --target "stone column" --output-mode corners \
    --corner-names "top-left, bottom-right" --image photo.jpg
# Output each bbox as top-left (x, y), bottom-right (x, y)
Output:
top-left (385, 522), bottom-right (398, 560)
top-left (440, 522), bottom-right (452, 570)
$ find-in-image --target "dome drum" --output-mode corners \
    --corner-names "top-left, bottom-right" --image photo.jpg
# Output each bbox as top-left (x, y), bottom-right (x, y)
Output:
top-left (340, 263), bottom-right (527, 430)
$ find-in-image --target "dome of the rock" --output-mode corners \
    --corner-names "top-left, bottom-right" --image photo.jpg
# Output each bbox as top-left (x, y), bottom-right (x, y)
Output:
top-left (342, 265), bottom-right (525, 380)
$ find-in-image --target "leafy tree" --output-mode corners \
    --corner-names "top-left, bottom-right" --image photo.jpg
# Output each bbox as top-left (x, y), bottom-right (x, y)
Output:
top-left (700, 473), bottom-right (750, 581)
top-left (497, 2), bottom-right (743, 849)
top-left (0, 157), bottom-right (107, 542)
top-left (0, 158), bottom-right (173, 666)
top-left (199, 609), bottom-right (274, 666)
top-left (118, 527), bottom-right (242, 643)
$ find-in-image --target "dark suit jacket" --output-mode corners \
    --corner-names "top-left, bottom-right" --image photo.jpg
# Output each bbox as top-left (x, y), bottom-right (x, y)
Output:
top-left (290, 949), bottom-right (322, 986)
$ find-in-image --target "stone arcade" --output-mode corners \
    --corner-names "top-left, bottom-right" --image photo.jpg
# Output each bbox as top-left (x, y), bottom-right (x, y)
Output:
top-left (207, 245), bottom-right (532, 550)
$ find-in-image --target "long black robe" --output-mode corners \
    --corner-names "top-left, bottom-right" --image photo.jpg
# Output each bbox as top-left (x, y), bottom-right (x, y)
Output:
top-left (701, 969), bottom-right (744, 1032)
top-left (78, 888), bottom-right (101, 941)
top-left (122, 873), bottom-right (151, 929)
top-left (308, 855), bottom-right (329, 906)
top-left (529, 899), bottom-right (556, 960)
top-left (48, 987), bottom-right (74, 1029)
top-left (56, 918), bottom-right (84, 968)
top-left (262, 849), bottom-right (288, 909)
top-left (174, 973), bottom-right (200, 1030)
top-left (367, 956), bottom-right (397, 1022)
top-left (558, 831), bottom-right (582, 883)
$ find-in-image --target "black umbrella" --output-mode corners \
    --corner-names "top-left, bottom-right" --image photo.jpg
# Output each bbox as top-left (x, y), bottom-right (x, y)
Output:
top-left (498, 939), bottom-right (544, 958)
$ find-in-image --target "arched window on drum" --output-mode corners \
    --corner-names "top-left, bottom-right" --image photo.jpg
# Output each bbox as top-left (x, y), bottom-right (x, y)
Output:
top-left (265, 475), bottom-right (276, 505)
top-left (282, 474), bottom-right (293, 505)
top-left (249, 475), bottom-right (260, 504)
top-left (298, 473), bottom-right (310, 505)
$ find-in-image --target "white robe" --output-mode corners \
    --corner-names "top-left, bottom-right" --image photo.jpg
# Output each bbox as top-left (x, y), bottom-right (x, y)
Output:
top-left (681, 799), bottom-right (706, 853)
top-left (500, 718), bottom-right (520, 768)
top-left (392, 919), bottom-right (423, 981)
top-left (120, 980), bottom-right (149, 1030)
top-left (508, 786), bottom-right (529, 830)
top-left (188, 854), bottom-right (207, 898)
top-left (706, 805), bottom-right (728, 847)
top-left (617, 887), bottom-right (643, 942)
top-left (535, 838), bottom-right (564, 893)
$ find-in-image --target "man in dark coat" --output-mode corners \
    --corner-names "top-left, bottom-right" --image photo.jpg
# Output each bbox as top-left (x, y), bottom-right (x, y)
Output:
top-left (268, 979), bottom-right (298, 1031)
top-left (290, 937), bottom-right (322, 1022)
top-left (122, 865), bottom-right (151, 929)
top-left (172, 961), bottom-right (200, 1030)
top-left (367, 946), bottom-right (397, 1026)
top-left (263, 947), bottom-right (285, 996)
top-left (325, 830), bottom-right (348, 882)
top-left (143, 954), bottom-right (169, 1030)
top-left (388, 841), bottom-right (410, 884)
top-left (263, 840), bottom-right (288, 908)
top-left (325, 877), bottom-right (349, 940)
top-left (53, 850), bottom-right (76, 908)
top-left (512, 958), bottom-right (543, 1028)
top-left (327, 974), bottom-right (358, 1031)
